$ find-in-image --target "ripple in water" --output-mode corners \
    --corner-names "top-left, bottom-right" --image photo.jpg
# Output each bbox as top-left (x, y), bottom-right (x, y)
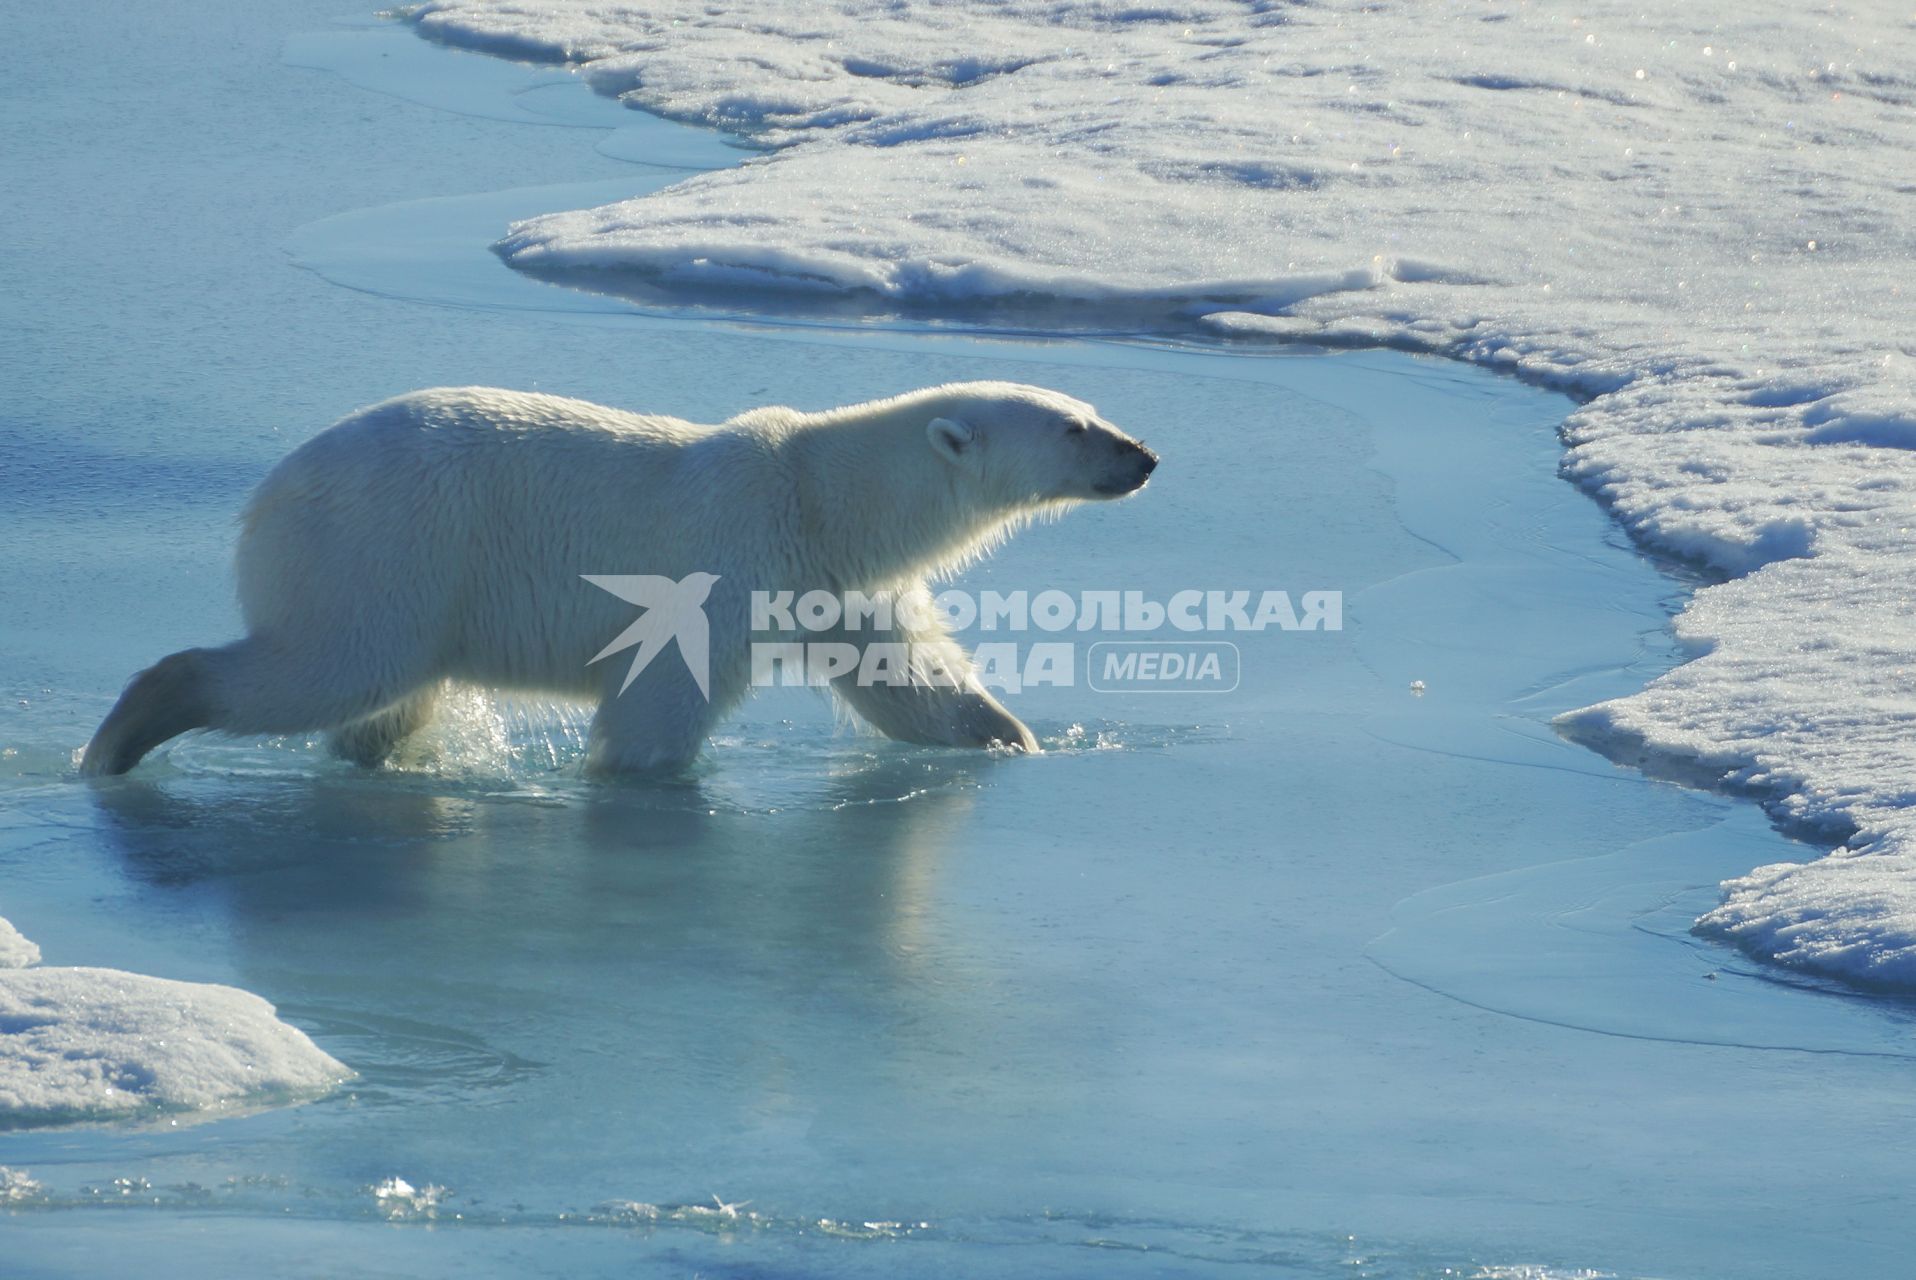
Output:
top-left (54, 686), bottom-right (1220, 819)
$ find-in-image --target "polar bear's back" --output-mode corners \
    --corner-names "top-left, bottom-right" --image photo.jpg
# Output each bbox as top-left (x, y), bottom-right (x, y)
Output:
top-left (232, 388), bottom-right (780, 690)
top-left (295, 386), bottom-right (699, 470)
top-left (372, 385), bottom-right (693, 443)
top-left (241, 387), bottom-right (702, 562)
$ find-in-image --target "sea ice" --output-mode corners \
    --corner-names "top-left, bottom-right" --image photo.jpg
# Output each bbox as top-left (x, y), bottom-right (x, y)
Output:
top-left (0, 914), bottom-right (348, 1127)
top-left (0, 915), bottom-right (40, 969)
top-left (410, 0), bottom-right (1916, 988)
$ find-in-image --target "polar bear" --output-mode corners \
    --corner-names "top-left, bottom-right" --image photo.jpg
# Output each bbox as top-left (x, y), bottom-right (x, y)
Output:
top-left (81, 382), bottom-right (1158, 777)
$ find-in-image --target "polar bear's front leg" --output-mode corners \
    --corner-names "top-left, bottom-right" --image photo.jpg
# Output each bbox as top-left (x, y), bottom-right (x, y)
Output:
top-left (585, 674), bottom-right (721, 777)
top-left (583, 643), bottom-right (750, 777)
top-left (581, 584), bottom-right (752, 777)
top-left (829, 626), bottom-right (1039, 754)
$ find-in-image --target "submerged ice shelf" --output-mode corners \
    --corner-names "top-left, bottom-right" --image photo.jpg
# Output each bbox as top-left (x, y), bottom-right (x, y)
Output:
top-left (1370, 803), bottom-right (1916, 1057)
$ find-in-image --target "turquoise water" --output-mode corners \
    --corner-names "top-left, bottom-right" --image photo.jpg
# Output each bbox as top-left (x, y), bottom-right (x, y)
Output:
top-left (3, 8), bottom-right (1914, 1278)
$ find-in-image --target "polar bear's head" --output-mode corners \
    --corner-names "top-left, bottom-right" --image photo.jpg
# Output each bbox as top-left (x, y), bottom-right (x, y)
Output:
top-left (922, 382), bottom-right (1158, 507)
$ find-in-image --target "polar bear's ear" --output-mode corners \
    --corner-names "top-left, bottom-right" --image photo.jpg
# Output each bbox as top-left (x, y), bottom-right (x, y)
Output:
top-left (927, 417), bottom-right (976, 466)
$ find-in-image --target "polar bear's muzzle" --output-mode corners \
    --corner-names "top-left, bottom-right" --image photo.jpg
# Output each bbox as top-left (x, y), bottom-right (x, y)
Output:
top-left (1093, 440), bottom-right (1160, 497)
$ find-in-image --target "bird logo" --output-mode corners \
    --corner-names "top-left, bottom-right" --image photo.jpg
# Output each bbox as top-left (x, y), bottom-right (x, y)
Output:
top-left (582, 572), bottom-right (720, 700)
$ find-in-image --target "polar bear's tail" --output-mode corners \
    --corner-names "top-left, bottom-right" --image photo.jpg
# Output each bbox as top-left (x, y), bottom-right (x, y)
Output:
top-left (80, 647), bottom-right (217, 776)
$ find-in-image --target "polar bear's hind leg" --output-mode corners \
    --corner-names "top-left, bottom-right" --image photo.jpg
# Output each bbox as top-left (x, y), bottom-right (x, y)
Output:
top-left (328, 686), bottom-right (441, 768)
top-left (79, 648), bottom-right (216, 776)
top-left (82, 636), bottom-right (438, 776)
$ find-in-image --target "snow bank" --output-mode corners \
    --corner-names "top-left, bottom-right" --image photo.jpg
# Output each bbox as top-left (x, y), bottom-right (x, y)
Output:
top-left (0, 916), bottom-right (40, 969)
top-left (410, 1), bottom-right (1916, 986)
top-left (0, 915), bottom-right (347, 1127)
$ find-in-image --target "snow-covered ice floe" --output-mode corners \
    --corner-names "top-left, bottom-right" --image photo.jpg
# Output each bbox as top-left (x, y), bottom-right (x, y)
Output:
top-left (410, 0), bottom-right (1916, 989)
top-left (0, 914), bottom-right (347, 1128)
top-left (0, 916), bottom-right (41, 970)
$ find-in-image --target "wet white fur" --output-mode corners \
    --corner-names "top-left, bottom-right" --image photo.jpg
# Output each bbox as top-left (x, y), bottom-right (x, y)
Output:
top-left (82, 381), bottom-right (1152, 775)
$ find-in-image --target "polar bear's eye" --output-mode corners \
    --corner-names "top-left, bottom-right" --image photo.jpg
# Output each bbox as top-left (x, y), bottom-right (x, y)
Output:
top-left (1066, 422), bottom-right (1088, 435)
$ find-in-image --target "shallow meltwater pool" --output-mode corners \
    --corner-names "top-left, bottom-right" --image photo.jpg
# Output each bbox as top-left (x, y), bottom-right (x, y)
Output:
top-left (4, 7), bottom-right (1916, 1279)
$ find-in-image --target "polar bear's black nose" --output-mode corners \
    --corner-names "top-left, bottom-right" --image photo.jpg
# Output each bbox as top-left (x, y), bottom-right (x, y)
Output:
top-left (1138, 447), bottom-right (1159, 475)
